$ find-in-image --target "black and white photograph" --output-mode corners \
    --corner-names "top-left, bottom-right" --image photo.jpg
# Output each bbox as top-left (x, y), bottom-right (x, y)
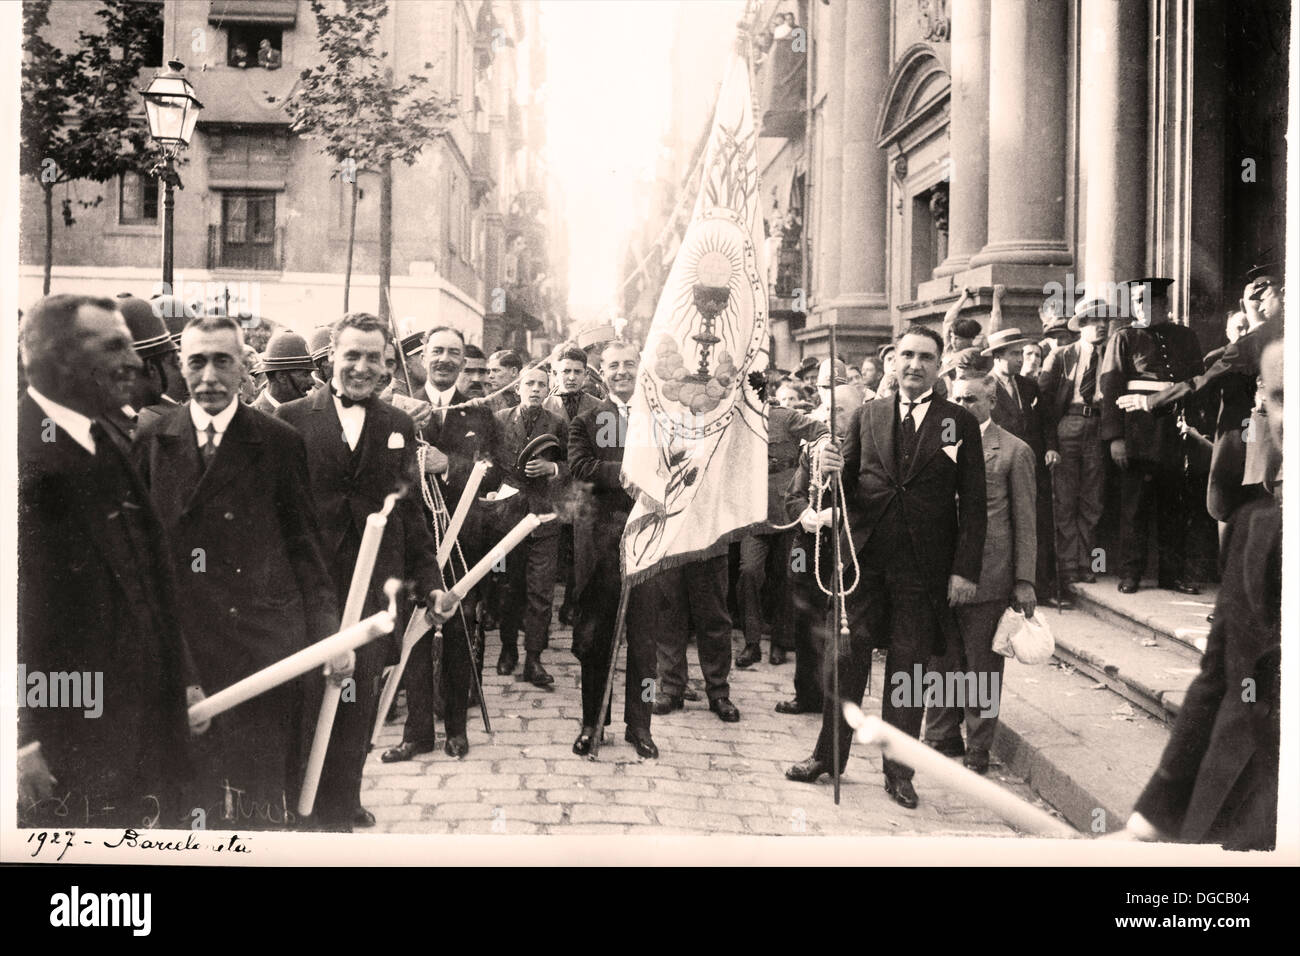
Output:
top-left (2, 0), bottom-right (1297, 884)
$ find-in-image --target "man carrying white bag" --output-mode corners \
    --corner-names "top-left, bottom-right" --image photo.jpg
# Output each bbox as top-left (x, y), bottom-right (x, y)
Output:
top-left (925, 374), bottom-right (1039, 774)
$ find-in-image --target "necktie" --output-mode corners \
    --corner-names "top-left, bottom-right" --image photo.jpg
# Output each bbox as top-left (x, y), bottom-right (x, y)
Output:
top-left (200, 422), bottom-right (218, 472)
top-left (1080, 345), bottom-right (1099, 405)
top-left (899, 395), bottom-right (929, 461)
top-left (563, 393), bottom-right (581, 420)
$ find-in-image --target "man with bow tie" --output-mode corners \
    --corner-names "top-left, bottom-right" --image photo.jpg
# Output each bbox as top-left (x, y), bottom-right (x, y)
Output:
top-left (276, 313), bottom-right (453, 829)
top-left (787, 326), bottom-right (986, 810)
top-left (134, 314), bottom-right (337, 828)
top-left (382, 325), bottom-right (501, 762)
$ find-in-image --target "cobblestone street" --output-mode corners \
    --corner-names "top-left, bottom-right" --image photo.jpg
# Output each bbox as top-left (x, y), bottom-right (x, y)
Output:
top-left (365, 618), bottom-right (1060, 837)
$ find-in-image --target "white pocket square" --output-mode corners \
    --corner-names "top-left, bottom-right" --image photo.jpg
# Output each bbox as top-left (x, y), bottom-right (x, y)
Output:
top-left (388, 432), bottom-right (406, 449)
top-left (941, 439), bottom-right (962, 463)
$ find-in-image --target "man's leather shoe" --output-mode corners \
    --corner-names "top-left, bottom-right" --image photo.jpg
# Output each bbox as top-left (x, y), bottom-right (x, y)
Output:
top-left (444, 734), bottom-right (469, 757)
top-left (381, 740), bottom-right (435, 763)
top-left (884, 776), bottom-right (919, 809)
top-left (496, 648), bottom-right (518, 675)
top-left (353, 807), bottom-right (376, 828)
top-left (1160, 579), bottom-right (1201, 595)
top-left (775, 698), bottom-right (820, 715)
top-left (929, 736), bottom-right (965, 758)
top-left (652, 694), bottom-right (684, 715)
top-left (710, 697), bottom-right (740, 722)
top-left (624, 726), bottom-right (659, 759)
top-left (785, 757), bottom-right (831, 783)
top-left (1118, 578), bottom-right (1140, 594)
top-left (769, 645), bottom-right (788, 665)
top-left (522, 657), bottom-right (554, 688)
top-left (682, 686), bottom-right (701, 702)
top-left (963, 752), bottom-right (990, 775)
top-left (735, 644), bottom-right (762, 668)
top-left (573, 725), bottom-right (598, 756)
top-left (1056, 588), bottom-right (1076, 610)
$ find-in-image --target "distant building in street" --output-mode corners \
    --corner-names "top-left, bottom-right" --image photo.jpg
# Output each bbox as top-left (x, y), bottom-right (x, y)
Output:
top-left (630, 0), bottom-right (1287, 372)
top-left (19, 0), bottom-right (567, 355)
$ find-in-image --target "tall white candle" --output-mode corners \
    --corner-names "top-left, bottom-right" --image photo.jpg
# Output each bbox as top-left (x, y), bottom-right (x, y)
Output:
top-left (341, 492), bottom-right (400, 629)
top-left (188, 611), bottom-right (395, 727)
top-left (436, 458), bottom-right (490, 569)
top-left (449, 512), bottom-right (554, 599)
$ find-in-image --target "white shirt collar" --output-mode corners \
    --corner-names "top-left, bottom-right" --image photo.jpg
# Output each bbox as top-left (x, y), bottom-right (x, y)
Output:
top-left (897, 388), bottom-right (934, 420)
top-left (190, 397), bottom-right (240, 439)
top-left (611, 395), bottom-right (632, 413)
top-left (425, 381), bottom-right (458, 407)
top-left (979, 417), bottom-right (993, 435)
top-left (28, 385), bottom-right (96, 455)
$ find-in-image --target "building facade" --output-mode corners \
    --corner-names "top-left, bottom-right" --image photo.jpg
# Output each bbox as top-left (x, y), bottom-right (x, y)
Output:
top-left (19, 0), bottom-right (567, 353)
top-left (633, 0), bottom-right (1287, 371)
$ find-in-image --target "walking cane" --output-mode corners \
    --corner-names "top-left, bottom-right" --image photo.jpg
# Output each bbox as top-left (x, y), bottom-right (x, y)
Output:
top-left (827, 322), bottom-right (844, 805)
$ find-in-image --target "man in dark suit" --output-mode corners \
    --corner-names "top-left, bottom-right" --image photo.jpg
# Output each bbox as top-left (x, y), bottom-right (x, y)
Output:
top-left (1038, 299), bottom-right (1110, 606)
top-left (983, 327), bottom-right (1054, 598)
top-left (926, 374), bottom-right (1037, 773)
top-left (787, 326), bottom-right (986, 810)
top-left (381, 324), bottom-right (500, 762)
top-left (276, 312), bottom-right (450, 829)
top-left (18, 294), bottom-right (205, 828)
top-left (568, 340), bottom-right (659, 758)
top-left (1100, 278), bottom-right (1205, 594)
top-left (488, 362), bottom-right (567, 683)
top-left (133, 314), bottom-right (338, 829)
top-left (545, 344), bottom-right (603, 627)
top-left (1122, 338), bottom-right (1283, 851)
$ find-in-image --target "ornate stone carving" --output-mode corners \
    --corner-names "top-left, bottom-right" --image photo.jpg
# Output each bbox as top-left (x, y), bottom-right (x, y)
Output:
top-left (929, 182), bottom-right (949, 233)
top-left (893, 154), bottom-right (909, 181)
top-left (917, 0), bottom-right (950, 42)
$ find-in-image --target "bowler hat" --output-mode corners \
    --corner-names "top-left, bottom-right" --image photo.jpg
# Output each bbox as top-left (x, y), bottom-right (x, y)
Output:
top-left (116, 294), bottom-right (177, 359)
top-left (797, 356), bottom-right (820, 378)
top-left (980, 328), bottom-right (1036, 357)
top-left (256, 330), bottom-right (315, 374)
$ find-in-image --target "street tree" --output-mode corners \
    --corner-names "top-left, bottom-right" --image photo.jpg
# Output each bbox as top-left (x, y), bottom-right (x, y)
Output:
top-left (20, 0), bottom-right (162, 294)
top-left (284, 0), bottom-right (458, 319)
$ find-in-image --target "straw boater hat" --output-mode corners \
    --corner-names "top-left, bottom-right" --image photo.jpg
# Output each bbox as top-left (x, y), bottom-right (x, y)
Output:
top-left (980, 327), bottom-right (1037, 358)
top-left (115, 294), bottom-right (177, 359)
top-left (307, 326), bottom-right (333, 362)
top-left (255, 330), bottom-right (315, 374)
top-left (1068, 297), bottom-right (1112, 332)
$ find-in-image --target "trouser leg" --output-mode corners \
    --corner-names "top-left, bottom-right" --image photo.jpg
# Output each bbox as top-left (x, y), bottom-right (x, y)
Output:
top-left (877, 583), bottom-right (941, 782)
top-left (738, 534), bottom-right (768, 646)
top-left (653, 569), bottom-right (690, 699)
top-left (523, 532), bottom-right (558, 657)
top-left (683, 554), bottom-right (734, 700)
top-left (400, 632), bottom-right (438, 747)
top-left (623, 578), bottom-right (658, 730)
top-left (812, 565), bottom-right (882, 771)
top-left (1052, 418), bottom-right (1084, 580)
top-left (1077, 420), bottom-right (1106, 573)
top-left (767, 530), bottom-right (796, 650)
top-left (1118, 463), bottom-right (1154, 579)
top-left (1156, 464), bottom-right (1188, 582)
top-left (498, 536), bottom-right (526, 653)
top-left (440, 613), bottom-right (471, 738)
top-left (956, 600), bottom-right (1007, 756)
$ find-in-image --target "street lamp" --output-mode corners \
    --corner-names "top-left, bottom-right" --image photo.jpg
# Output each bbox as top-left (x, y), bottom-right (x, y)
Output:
top-left (140, 59), bottom-right (203, 292)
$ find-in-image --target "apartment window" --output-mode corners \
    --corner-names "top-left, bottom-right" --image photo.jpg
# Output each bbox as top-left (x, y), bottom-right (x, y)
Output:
top-left (227, 25), bottom-right (283, 69)
top-left (220, 191), bottom-right (277, 269)
top-left (119, 172), bottom-right (158, 224)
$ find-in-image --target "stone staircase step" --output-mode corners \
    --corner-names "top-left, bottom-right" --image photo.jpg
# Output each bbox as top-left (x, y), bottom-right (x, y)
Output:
top-left (1070, 577), bottom-right (1216, 656)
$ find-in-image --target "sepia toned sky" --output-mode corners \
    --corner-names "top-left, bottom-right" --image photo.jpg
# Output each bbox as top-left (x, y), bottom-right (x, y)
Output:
top-left (542, 0), bottom-right (742, 326)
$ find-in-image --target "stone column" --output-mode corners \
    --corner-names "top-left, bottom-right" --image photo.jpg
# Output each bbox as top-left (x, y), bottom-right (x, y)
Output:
top-left (970, 0), bottom-right (1071, 266)
top-left (1081, 0), bottom-right (1148, 295)
top-left (935, 0), bottom-right (991, 276)
top-left (813, 0), bottom-right (846, 308)
top-left (834, 0), bottom-right (891, 318)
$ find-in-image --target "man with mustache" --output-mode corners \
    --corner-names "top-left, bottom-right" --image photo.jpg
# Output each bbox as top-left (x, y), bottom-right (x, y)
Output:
top-left (133, 315), bottom-right (337, 828)
top-left (382, 325), bottom-right (501, 761)
top-left (457, 343), bottom-right (490, 399)
top-left (276, 312), bottom-right (458, 829)
top-left (18, 294), bottom-right (206, 828)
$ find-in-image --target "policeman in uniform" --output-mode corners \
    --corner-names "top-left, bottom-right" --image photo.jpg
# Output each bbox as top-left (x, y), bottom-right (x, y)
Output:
top-left (1099, 277), bottom-right (1204, 594)
top-left (253, 330), bottom-right (318, 414)
top-left (116, 294), bottom-right (185, 438)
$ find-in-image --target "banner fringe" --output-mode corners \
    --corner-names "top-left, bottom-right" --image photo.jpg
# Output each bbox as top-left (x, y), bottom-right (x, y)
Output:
top-left (620, 519), bottom-right (770, 588)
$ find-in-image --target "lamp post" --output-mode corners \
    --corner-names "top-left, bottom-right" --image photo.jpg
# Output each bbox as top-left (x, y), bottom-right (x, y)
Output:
top-left (140, 59), bottom-right (203, 293)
